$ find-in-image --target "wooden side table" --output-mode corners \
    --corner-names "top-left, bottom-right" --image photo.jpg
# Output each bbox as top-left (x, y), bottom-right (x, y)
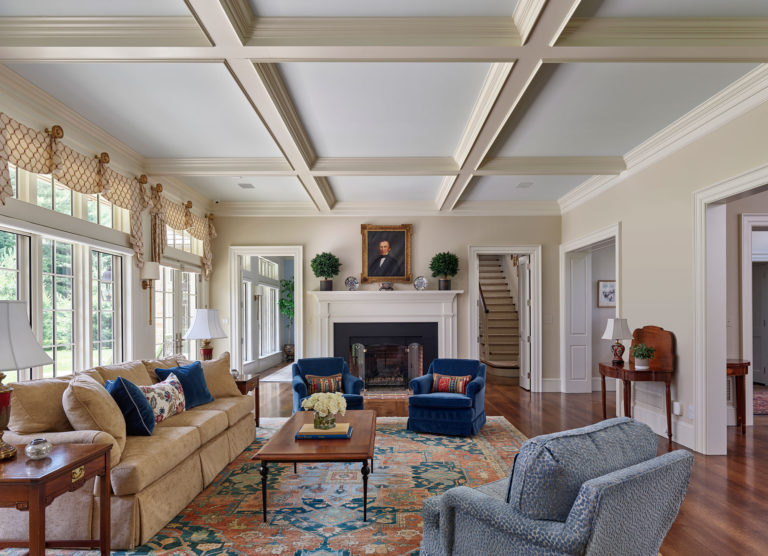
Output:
top-left (727, 359), bottom-right (750, 434)
top-left (599, 362), bottom-right (674, 449)
top-left (0, 443), bottom-right (111, 555)
top-left (236, 375), bottom-right (260, 426)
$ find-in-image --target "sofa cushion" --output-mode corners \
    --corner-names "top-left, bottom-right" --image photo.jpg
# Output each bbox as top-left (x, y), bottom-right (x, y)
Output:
top-left (105, 377), bottom-right (155, 436)
top-left (97, 360), bottom-right (154, 386)
top-left (179, 352), bottom-right (241, 399)
top-left (111, 425), bottom-right (200, 496)
top-left (62, 374), bottom-right (126, 465)
top-left (189, 396), bottom-right (252, 427)
top-left (142, 355), bottom-right (183, 382)
top-left (74, 368), bottom-right (106, 386)
top-left (409, 393), bottom-right (473, 409)
top-left (508, 417), bottom-right (659, 522)
top-left (137, 373), bottom-right (185, 423)
top-left (156, 408), bottom-right (228, 445)
top-left (156, 362), bottom-right (214, 409)
top-left (7, 377), bottom-right (72, 434)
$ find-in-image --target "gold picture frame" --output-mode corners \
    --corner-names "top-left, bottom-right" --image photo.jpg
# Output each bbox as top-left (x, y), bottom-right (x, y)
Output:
top-left (361, 224), bottom-right (412, 283)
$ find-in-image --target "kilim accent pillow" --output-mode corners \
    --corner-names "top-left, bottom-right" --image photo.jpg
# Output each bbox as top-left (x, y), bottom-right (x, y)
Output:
top-left (306, 373), bottom-right (344, 394)
top-left (138, 372), bottom-right (186, 424)
top-left (432, 373), bottom-right (473, 394)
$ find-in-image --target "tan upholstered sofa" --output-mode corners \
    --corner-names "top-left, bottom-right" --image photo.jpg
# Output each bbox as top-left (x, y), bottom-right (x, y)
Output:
top-left (0, 352), bottom-right (256, 549)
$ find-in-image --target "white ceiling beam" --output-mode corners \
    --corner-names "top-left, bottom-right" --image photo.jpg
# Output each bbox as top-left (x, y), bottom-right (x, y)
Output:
top-left (478, 157), bottom-right (626, 175)
top-left (513, 0), bottom-right (548, 44)
top-left (311, 158), bottom-right (458, 176)
top-left (145, 158), bottom-right (293, 176)
top-left (546, 45), bottom-right (768, 63)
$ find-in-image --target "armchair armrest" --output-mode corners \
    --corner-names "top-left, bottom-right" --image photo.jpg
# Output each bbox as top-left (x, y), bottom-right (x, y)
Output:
top-left (410, 374), bottom-right (432, 395)
top-left (292, 375), bottom-right (308, 398)
top-left (343, 373), bottom-right (363, 395)
top-left (465, 375), bottom-right (485, 398)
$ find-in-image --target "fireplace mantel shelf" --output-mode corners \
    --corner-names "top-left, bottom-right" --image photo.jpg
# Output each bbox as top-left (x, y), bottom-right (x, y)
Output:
top-left (311, 290), bottom-right (462, 301)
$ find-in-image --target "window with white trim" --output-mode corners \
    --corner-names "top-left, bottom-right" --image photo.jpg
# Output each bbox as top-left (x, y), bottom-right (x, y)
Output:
top-left (166, 225), bottom-right (202, 256)
top-left (91, 250), bottom-right (121, 367)
top-left (154, 265), bottom-right (200, 360)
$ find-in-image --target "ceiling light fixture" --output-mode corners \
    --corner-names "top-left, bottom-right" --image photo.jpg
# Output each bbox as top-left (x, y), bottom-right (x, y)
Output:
top-left (516, 182), bottom-right (534, 189)
top-left (238, 183), bottom-right (255, 189)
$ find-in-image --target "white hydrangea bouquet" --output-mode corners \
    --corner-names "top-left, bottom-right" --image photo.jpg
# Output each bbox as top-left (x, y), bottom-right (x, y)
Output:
top-left (301, 392), bottom-right (347, 430)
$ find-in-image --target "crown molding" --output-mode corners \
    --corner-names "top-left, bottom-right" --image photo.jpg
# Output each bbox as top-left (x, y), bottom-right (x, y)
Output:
top-left (248, 17), bottom-right (520, 47)
top-left (156, 176), bottom-right (214, 213)
top-left (145, 157), bottom-right (293, 176)
top-left (452, 200), bottom-right (560, 216)
top-left (211, 201), bottom-right (319, 217)
top-left (559, 18), bottom-right (768, 47)
top-left (453, 63), bottom-right (514, 166)
top-left (218, 0), bottom-right (255, 44)
top-left (312, 157), bottom-right (458, 176)
top-left (0, 17), bottom-right (209, 47)
top-left (559, 65), bottom-right (768, 213)
top-left (513, 0), bottom-right (548, 44)
top-left (478, 156), bottom-right (626, 175)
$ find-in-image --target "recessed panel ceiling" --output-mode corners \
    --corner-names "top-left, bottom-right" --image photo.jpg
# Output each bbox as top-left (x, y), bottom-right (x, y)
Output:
top-left (250, 0), bottom-right (516, 17)
top-left (464, 175), bottom-right (590, 202)
top-left (494, 63), bottom-right (757, 157)
top-left (280, 62), bottom-right (491, 157)
top-left (182, 176), bottom-right (309, 203)
top-left (330, 176), bottom-right (442, 202)
top-left (575, 0), bottom-right (768, 18)
top-left (6, 63), bottom-right (282, 159)
top-left (0, 0), bottom-right (190, 17)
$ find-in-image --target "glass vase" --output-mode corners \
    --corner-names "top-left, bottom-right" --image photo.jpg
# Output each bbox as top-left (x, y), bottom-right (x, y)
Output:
top-left (314, 411), bottom-right (336, 430)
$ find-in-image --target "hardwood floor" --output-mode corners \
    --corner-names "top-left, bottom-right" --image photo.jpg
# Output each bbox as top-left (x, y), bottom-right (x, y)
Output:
top-left (259, 374), bottom-right (768, 554)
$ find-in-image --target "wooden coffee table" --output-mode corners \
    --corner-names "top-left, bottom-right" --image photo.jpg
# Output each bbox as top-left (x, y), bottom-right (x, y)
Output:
top-left (254, 409), bottom-right (376, 522)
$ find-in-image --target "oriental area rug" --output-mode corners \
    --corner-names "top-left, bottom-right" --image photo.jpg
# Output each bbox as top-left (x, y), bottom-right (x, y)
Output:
top-left (754, 389), bottom-right (768, 415)
top-left (1, 417), bottom-right (525, 556)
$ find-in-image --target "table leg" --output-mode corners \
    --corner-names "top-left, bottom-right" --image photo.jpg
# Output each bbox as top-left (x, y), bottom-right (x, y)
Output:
top-left (600, 373), bottom-right (607, 419)
top-left (28, 486), bottom-right (45, 556)
top-left (293, 462), bottom-right (297, 473)
top-left (260, 462), bottom-right (268, 522)
top-left (665, 381), bottom-right (673, 450)
top-left (100, 452), bottom-right (111, 555)
top-left (737, 375), bottom-right (746, 434)
top-left (623, 380), bottom-right (632, 418)
top-left (361, 460), bottom-right (370, 522)
top-left (255, 381), bottom-right (260, 427)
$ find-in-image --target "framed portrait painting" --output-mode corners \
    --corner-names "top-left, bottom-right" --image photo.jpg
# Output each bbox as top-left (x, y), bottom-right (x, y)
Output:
top-left (597, 280), bottom-right (616, 308)
top-left (361, 224), bottom-right (412, 283)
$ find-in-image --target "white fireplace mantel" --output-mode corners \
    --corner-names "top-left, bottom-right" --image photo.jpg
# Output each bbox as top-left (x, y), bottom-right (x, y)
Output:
top-left (310, 290), bottom-right (462, 358)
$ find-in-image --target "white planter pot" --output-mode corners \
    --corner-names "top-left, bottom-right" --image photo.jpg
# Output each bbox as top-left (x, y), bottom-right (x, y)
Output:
top-left (634, 358), bottom-right (650, 370)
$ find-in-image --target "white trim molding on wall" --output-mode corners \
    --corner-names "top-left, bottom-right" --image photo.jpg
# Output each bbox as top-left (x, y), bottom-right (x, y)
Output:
top-left (694, 162), bottom-right (768, 455)
top-left (228, 245), bottom-right (304, 374)
top-left (467, 244), bottom-right (543, 392)
top-left (559, 223), bottom-right (621, 395)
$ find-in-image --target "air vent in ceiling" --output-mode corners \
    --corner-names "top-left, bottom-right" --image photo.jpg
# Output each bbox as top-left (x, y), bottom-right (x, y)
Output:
top-left (238, 182), bottom-right (255, 189)
top-left (516, 181), bottom-right (534, 189)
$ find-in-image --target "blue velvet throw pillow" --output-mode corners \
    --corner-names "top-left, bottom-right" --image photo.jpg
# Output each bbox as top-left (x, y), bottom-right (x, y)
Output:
top-left (105, 376), bottom-right (155, 436)
top-left (155, 361), bottom-right (214, 409)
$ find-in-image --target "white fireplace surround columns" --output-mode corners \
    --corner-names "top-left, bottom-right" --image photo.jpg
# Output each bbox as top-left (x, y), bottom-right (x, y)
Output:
top-left (310, 290), bottom-right (462, 360)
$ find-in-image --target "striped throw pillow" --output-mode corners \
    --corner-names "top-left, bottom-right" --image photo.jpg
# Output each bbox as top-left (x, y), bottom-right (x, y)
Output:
top-left (306, 373), bottom-right (343, 394)
top-left (432, 373), bottom-right (472, 394)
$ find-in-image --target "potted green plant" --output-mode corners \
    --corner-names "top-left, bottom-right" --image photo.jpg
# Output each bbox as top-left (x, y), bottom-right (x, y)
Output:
top-left (429, 252), bottom-right (459, 290)
top-left (630, 343), bottom-right (656, 370)
top-left (311, 252), bottom-right (342, 291)
top-left (279, 278), bottom-right (295, 360)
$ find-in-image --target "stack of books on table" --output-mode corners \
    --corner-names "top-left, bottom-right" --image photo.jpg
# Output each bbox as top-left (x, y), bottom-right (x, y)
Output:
top-left (296, 422), bottom-right (353, 439)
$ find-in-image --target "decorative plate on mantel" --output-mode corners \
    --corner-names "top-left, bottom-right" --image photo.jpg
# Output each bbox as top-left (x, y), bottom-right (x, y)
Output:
top-left (413, 276), bottom-right (428, 291)
top-left (344, 276), bottom-right (360, 291)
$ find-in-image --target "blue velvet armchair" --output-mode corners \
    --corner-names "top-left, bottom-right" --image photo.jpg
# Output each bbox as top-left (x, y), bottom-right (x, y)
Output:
top-left (407, 358), bottom-right (486, 436)
top-left (421, 417), bottom-right (694, 556)
top-left (291, 357), bottom-right (364, 413)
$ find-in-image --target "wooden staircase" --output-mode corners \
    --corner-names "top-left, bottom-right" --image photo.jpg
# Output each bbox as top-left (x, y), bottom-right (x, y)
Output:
top-left (478, 255), bottom-right (519, 370)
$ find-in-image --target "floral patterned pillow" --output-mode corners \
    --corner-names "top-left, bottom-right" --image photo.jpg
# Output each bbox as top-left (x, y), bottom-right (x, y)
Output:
top-left (138, 372), bottom-right (186, 423)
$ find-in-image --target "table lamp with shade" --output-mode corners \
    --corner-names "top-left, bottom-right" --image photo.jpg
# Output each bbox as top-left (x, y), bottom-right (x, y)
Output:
top-left (184, 308), bottom-right (227, 361)
top-left (0, 301), bottom-right (54, 460)
top-left (602, 318), bottom-right (633, 366)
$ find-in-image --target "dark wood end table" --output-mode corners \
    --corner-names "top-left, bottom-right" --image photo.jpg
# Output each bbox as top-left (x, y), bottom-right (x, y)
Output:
top-left (0, 443), bottom-right (111, 555)
top-left (254, 409), bottom-right (376, 522)
top-left (599, 362), bottom-right (674, 449)
top-left (236, 375), bottom-right (260, 426)
top-left (727, 359), bottom-right (750, 433)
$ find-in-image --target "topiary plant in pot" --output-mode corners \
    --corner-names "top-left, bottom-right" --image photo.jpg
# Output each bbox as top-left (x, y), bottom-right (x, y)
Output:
top-left (279, 278), bottom-right (295, 360)
top-left (630, 343), bottom-right (656, 370)
top-left (311, 252), bottom-right (342, 291)
top-left (429, 252), bottom-right (459, 290)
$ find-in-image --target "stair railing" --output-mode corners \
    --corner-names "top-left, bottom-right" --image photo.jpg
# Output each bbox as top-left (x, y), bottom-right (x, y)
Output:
top-left (479, 283), bottom-right (489, 362)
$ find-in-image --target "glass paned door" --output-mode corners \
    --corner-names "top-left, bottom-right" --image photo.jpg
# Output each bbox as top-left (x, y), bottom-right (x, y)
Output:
top-left (154, 266), bottom-right (199, 359)
top-left (91, 250), bottom-right (121, 366)
top-left (41, 239), bottom-right (75, 377)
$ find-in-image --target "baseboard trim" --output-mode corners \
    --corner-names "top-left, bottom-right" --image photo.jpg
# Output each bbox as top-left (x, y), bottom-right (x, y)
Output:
top-left (592, 376), bottom-right (617, 392)
top-left (632, 404), bottom-right (695, 451)
top-left (541, 378), bottom-right (561, 392)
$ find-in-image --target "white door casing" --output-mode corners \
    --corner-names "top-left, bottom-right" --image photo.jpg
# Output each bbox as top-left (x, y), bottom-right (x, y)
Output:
top-left (519, 256), bottom-right (532, 390)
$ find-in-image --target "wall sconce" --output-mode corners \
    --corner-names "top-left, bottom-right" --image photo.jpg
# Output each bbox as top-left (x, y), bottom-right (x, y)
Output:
top-left (141, 262), bottom-right (160, 326)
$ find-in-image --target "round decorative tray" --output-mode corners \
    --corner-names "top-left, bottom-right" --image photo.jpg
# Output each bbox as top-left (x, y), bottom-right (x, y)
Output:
top-left (413, 276), bottom-right (428, 290)
top-left (344, 276), bottom-right (360, 291)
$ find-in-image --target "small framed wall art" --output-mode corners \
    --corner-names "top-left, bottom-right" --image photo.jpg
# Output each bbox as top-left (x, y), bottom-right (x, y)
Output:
top-left (597, 280), bottom-right (616, 308)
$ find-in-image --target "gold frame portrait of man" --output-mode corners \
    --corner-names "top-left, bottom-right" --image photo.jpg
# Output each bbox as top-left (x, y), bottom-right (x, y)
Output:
top-left (361, 224), bottom-right (412, 283)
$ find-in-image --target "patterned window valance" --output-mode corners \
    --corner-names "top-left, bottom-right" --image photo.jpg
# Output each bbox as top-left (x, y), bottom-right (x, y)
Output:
top-left (0, 112), bottom-right (150, 267)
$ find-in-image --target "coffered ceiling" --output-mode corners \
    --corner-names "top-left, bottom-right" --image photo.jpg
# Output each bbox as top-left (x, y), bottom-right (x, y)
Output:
top-left (0, 0), bottom-right (766, 217)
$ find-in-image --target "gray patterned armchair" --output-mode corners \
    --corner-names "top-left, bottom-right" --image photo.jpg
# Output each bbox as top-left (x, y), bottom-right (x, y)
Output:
top-left (421, 417), bottom-right (693, 556)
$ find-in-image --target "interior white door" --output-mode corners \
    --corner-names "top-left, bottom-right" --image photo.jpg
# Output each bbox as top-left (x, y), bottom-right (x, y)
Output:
top-left (565, 251), bottom-right (592, 393)
top-left (518, 257), bottom-right (531, 390)
top-left (753, 262), bottom-right (768, 385)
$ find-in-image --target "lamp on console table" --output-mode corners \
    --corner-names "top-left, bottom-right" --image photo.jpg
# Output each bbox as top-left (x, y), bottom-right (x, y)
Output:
top-left (602, 318), bottom-right (632, 366)
top-left (0, 301), bottom-right (54, 460)
top-left (184, 308), bottom-right (227, 361)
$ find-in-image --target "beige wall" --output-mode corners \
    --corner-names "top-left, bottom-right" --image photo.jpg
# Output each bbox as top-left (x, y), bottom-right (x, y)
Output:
top-left (210, 214), bottom-right (561, 378)
top-left (562, 100), bottom-right (768, 440)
